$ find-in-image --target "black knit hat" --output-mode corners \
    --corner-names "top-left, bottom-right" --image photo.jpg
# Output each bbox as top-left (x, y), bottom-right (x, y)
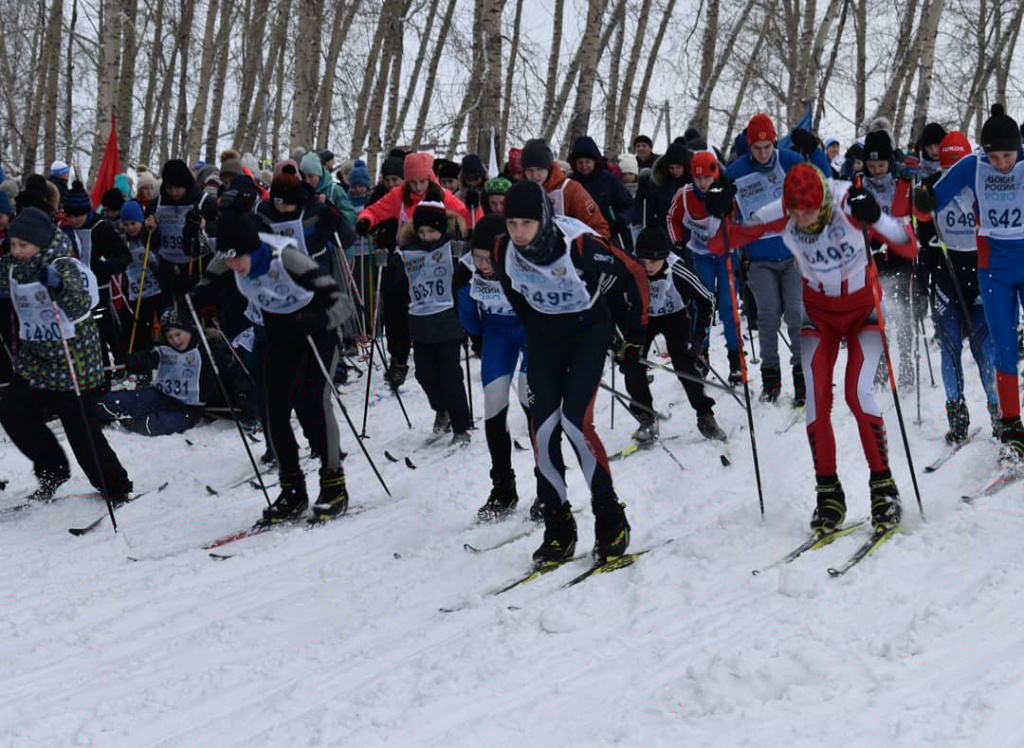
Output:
top-left (434, 158), bottom-right (461, 181)
top-left (633, 135), bottom-right (654, 148)
top-left (9, 206), bottom-right (56, 248)
top-left (663, 142), bottom-right (690, 168)
top-left (101, 188), bottom-right (125, 211)
top-left (470, 214), bottom-right (506, 252)
top-left (63, 181), bottom-right (92, 216)
top-left (160, 306), bottom-right (195, 334)
top-left (921, 122), bottom-right (947, 148)
top-left (864, 130), bottom-right (894, 162)
top-left (981, 104), bottom-right (1021, 153)
top-left (216, 209), bottom-right (263, 257)
top-left (634, 225), bottom-right (673, 260)
top-left (412, 200), bottom-right (448, 235)
top-left (504, 180), bottom-right (545, 222)
top-left (381, 156), bottom-right (404, 180)
top-left (521, 139), bottom-right (554, 172)
top-left (161, 159), bottom-right (194, 188)
top-left (270, 172), bottom-right (304, 206)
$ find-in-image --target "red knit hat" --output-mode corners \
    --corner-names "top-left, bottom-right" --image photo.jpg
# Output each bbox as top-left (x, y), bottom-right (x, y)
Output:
top-left (690, 151), bottom-right (720, 178)
top-left (746, 113), bottom-right (777, 144)
top-left (404, 152), bottom-right (435, 182)
top-left (783, 163), bottom-right (826, 211)
top-left (507, 148), bottom-right (523, 176)
top-left (938, 131), bottom-right (972, 169)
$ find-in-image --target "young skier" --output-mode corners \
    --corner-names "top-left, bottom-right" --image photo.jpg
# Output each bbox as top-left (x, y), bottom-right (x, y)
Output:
top-left (707, 163), bottom-right (916, 533)
top-left (489, 180), bottom-right (649, 564)
top-left (617, 225), bottom-right (726, 443)
top-left (484, 177), bottom-right (511, 216)
top-left (394, 200), bottom-right (472, 444)
top-left (119, 200), bottom-right (165, 354)
top-left (455, 214), bottom-right (529, 520)
top-left (919, 104), bottom-right (1024, 461)
top-left (191, 203), bottom-right (355, 522)
top-left (0, 207), bottom-right (132, 501)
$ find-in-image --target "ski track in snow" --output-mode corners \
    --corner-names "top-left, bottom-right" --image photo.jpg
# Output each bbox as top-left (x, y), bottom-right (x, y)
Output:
top-left (2, 332), bottom-right (1024, 747)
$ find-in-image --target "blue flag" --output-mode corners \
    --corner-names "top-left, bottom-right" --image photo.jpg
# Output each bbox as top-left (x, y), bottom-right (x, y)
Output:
top-left (778, 101), bottom-right (815, 151)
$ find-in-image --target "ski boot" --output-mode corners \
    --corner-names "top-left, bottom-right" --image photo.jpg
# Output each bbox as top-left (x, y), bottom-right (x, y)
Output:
top-left (476, 471), bottom-right (519, 522)
top-left (869, 470), bottom-right (902, 531)
top-left (532, 504), bottom-right (578, 566)
top-left (311, 468), bottom-right (348, 520)
top-left (810, 475), bottom-right (846, 535)
top-left (262, 473), bottom-right (308, 524)
top-left (592, 497), bottom-right (631, 561)
top-left (27, 468), bottom-right (71, 502)
top-left (759, 367), bottom-right (781, 403)
top-left (999, 417), bottom-right (1024, 466)
top-left (385, 362), bottom-right (409, 390)
top-left (529, 496), bottom-right (544, 523)
top-left (432, 411), bottom-right (451, 435)
top-left (450, 431), bottom-right (471, 447)
top-left (944, 397), bottom-right (970, 445)
top-left (989, 401), bottom-right (1005, 440)
top-left (631, 413), bottom-right (659, 445)
top-left (696, 412), bottom-right (727, 441)
top-left (792, 366), bottom-right (806, 407)
top-left (728, 349), bottom-right (743, 387)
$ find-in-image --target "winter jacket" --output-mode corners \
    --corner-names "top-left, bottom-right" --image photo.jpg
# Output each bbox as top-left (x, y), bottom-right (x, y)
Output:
top-left (358, 182), bottom-right (479, 234)
top-left (305, 161), bottom-right (358, 228)
top-left (646, 147), bottom-right (690, 233)
top-left (392, 215), bottom-right (466, 345)
top-left (63, 213), bottom-right (131, 285)
top-left (540, 161), bottom-right (610, 238)
top-left (0, 229), bottom-right (104, 392)
top-left (256, 196), bottom-right (342, 262)
top-left (568, 136), bottom-right (635, 229)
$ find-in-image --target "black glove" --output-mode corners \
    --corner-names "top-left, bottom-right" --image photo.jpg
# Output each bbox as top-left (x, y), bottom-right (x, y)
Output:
top-left (469, 334), bottom-right (483, 358)
top-left (704, 178), bottom-right (736, 219)
top-left (464, 189), bottom-right (480, 209)
top-left (914, 185), bottom-right (936, 213)
top-left (847, 187), bottom-right (881, 224)
top-left (185, 208), bottom-right (203, 230)
top-left (355, 218), bottom-right (371, 237)
top-left (790, 128), bottom-right (819, 157)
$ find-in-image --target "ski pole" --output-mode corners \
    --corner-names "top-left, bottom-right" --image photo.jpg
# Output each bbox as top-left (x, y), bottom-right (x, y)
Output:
top-left (184, 295), bottom-right (273, 508)
top-left (738, 257), bottom-right (759, 364)
top-left (464, 339), bottom-right (475, 426)
top-left (50, 299), bottom-right (119, 532)
top-left (598, 380), bottom-right (669, 421)
top-left (210, 318), bottom-right (256, 386)
top-left (914, 308), bottom-right (922, 425)
top-left (722, 221), bottom-right (766, 516)
top-left (359, 325), bottom-right (376, 438)
top-left (306, 334), bottom-right (391, 497)
top-left (610, 354), bottom-right (616, 430)
top-left (918, 313), bottom-right (935, 387)
top-left (127, 233), bottom-right (152, 354)
top-left (854, 176), bottom-right (925, 520)
top-left (641, 357), bottom-right (748, 405)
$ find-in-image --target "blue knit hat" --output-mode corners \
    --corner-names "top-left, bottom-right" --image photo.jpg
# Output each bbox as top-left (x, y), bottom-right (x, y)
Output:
top-left (348, 160), bottom-right (371, 189)
top-left (63, 181), bottom-right (92, 215)
top-left (0, 190), bottom-right (14, 216)
top-left (120, 200), bottom-right (144, 224)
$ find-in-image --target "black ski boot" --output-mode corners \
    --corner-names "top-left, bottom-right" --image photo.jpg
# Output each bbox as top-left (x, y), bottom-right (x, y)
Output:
top-left (311, 468), bottom-right (348, 519)
top-left (696, 412), bottom-right (727, 441)
top-left (999, 417), bottom-right (1024, 465)
top-left (592, 498), bottom-right (630, 561)
top-left (944, 397), bottom-right (970, 445)
top-left (631, 413), bottom-right (659, 445)
top-left (262, 473), bottom-right (308, 524)
top-left (477, 471), bottom-right (519, 522)
top-left (532, 504), bottom-right (578, 566)
top-left (529, 498), bottom-right (544, 523)
top-left (793, 366), bottom-right (806, 407)
top-left (990, 401), bottom-right (1006, 440)
top-left (869, 470), bottom-right (902, 531)
top-left (728, 349), bottom-right (743, 387)
top-left (385, 362), bottom-right (409, 390)
top-left (432, 411), bottom-right (451, 435)
top-left (27, 468), bottom-right (71, 502)
top-left (810, 475), bottom-right (846, 535)
top-left (759, 367), bottom-right (781, 403)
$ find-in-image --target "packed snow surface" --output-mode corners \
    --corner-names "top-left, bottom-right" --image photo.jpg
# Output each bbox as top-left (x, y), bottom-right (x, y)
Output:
top-left (1, 333), bottom-right (1020, 747)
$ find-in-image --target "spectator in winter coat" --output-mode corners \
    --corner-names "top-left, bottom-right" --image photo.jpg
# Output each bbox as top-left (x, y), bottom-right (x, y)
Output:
top-left (48, 160), bottom-right (70, 206)
top-left (435, 159), bottom-right (462, 193)
top-left (637, 140), bottom-right (690, 233)
top-left (569, 135), bottom-right (635, 249)
top-left (618, 153), bottom-right (640, 196)
top-left (299, 151), bottom-right (357, 228)
top-left (519, 138), bottom-right (610, 238)
top-left (633, 135), bottom-right (659, 170)
top-left (347, 160), bottom-right (372, 213)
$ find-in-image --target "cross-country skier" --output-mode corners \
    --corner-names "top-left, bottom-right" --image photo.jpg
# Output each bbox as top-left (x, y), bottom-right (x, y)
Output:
top-left (119, 200), bottom-right (165, 354)
top-left (707, 163), bottom-right (915, 534)
top-left (488, 180), bottom-right (649, 564)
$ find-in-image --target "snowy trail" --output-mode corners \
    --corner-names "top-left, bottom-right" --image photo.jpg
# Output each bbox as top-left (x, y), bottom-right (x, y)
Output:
top-left (3, 337), bottom-right (1024, 746)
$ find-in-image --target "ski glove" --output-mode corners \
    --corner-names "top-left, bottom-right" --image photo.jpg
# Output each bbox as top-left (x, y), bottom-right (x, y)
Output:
top-left (899, 155), bottom-right (920, 181)
top-left (914, 185), bottom-right (936, 213)
top-left (37, 263), bottom-right (62, 290)
top-left (355, 218), bottom-right (371, 237)
top-left (847, 187), bottom-right (881, 224)
top-left (790, 128), bottom-right (819, 158)
top-left (704, 178), bottom-right (736, 219)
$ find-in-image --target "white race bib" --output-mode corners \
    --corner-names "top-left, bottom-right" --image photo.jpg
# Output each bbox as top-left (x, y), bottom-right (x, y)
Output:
top-left (152, 345), bottom-right (203, 405)
top-left (400, 242), bottom-right (455, 316)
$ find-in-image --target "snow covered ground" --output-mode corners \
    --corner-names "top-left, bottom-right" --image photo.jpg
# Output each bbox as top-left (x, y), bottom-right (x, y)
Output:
top-left (1, 327), bottom-right (1021, 747)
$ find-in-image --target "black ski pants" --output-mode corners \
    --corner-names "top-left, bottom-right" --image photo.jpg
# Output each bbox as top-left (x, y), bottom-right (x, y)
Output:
top-left (413, 338), bottom-right (471, 434)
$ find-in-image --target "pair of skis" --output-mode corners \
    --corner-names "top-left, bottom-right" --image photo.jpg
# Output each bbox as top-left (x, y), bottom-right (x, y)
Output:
top-left (751, 521), bottom-right (900, 578)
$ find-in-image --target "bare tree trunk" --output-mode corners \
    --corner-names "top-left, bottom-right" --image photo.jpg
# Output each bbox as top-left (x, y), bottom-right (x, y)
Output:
top-left (383, 0), bottom-right (409, 152)
top-left (630, 0), bottom-right (677, 146)
top-left (317, 0), bottom-right (363, 149)
top-left (40, 0), bottom-right (64, 175)
top-left (351, 0), bottom-right (400, 158)
top-left (563, 0), bottom-right (610, 147)
top-left (541, 0), bottom-right (566, 126)
top-left (602, 0), bottom-right (627, 156)
top-left (363, 0), bottom-right (404, 173)
top-left (64, 0), bottom-right (78, 164)
top-left (117, 0), bottom-right (139, 164)
top-left (467, 0), bottom-right (507, 160)
top-left (689, 0), bottom-right (758, 135)
top-left (854, 0), bottom-right (866, 131)
top-left (204, 0), bottom-right (233, 162)
top-left (184, 0), bottom-right (220, 163)
top-left (721, 14), bottom-right (770, 153)
top-left (499, 0), bottom-right (524, 149)
top-left (996, 5), bottom-right (1022, 105)
top-left (689, 0), bottom-right (720, 135)
top-left (611, 0), bottom-right (652, 155)
top-left (411, 0), bottom-right (458, 148)
top-left (233, 1), bottom-right (272, 152)
top-left (290, 0), bottom-right (324, 151)
top-left (960, 0), bottom-right (1024, 135)
top-left (170, 0), bottom-right (196, 159)
top-left (138, 0), bottom-right (166, 167)
top-left (869, 0), bottom-right (921, 128)
top-left (814, 0), bottom-right (849, 131)
top-left (155, 16), bottom-right (183, 167)
top-left (271, 24), bottom-right (288, 158)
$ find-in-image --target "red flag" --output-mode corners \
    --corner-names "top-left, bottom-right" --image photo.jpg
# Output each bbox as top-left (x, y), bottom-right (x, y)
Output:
top-left (90, 112), bottom-right (121, 209)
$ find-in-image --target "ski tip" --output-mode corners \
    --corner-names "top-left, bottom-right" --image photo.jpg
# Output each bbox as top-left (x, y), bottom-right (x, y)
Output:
top-left (158, 481), bottom-right (170, 491)
top-left (205, 486), bottom-right (219, 496)
top-left (751, 569), bottom-right (762, 577)
top-left (463, 543), bottom-right (481, 552)
top-left (826, 567), bottom-right (842, 577)
top-left (384, 451), bottom-right (399, 462)
top-left (0, 479), bottom-right (7, 491)
top-left (720, 454), bottom-right (731, 467)
top-left (405, 457), bottom-right (416, 469)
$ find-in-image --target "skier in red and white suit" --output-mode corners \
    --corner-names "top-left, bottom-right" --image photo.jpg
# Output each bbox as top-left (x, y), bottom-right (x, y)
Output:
top-left (707, 163), bottom-right (916, 534)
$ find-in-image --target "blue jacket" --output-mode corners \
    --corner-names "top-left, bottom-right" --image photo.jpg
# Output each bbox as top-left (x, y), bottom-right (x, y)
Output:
top-left (726, 147), bottom-right (832, 261)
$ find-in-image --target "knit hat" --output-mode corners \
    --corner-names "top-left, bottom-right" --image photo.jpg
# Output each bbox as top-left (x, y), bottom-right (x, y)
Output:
top-left (683, 127), bottom-right (702, 145)
top-left (159, 307), bottom-right (194, 334)
top-left (120, 200), bottom-right (144, 224)
top-left (663, 141), bottom-right (689, 167)
top-left (195, 165), bottom-right (221, 189)
top-left (404, 152), bottom-right (435, 182)
top-left (161, 159), bottom-right (193, 188)
top-left (521, 139), bottom-right (554, 172)
top-left (746, 114), bottom-right (777, 145)
top-left (16, 175), bottom-right (55, 215)
top-left (101, 188), bottom-right (125, 212)
top-left (434, 158), bottom-right (460, 181)
top-left (634, 135), bottom-right (654, 148)
top-left (348, 160), bottom-right (371, 189)
top-left (618, 153), bottom-right (639, 176)
top-left (824, 137), bottom-right (839, 148)
top-left (689, 152), bottom-right (720, 178)
top-left (921, 123), bottom-right (947, 147)
top-left (50, 160), bottom-right (70, 178)
top-left (381, 156), bottom-right (404, 180)
top-left (270, 172), bottom-right (304, 206)
top-left (939, 132), bottom-right (972, 169)
top-left (136, 171), bottom-right (157, 193)
top-left (412, 200), bottom-right (448, 235)
top-left (506, 148), bottom-right (523, 176)
top-left (470, 214), bottom-right (507, 251)
top-left (635, 225), bottom-right (673, 260)
top-left (783, 163), bottom-right (827, 211)
top-left (319, 149), bottom-right (335, 165)
top-left (485, 176), bottom-right (512, 196)
top-left (864, 130), bottom-right (894, 163)
top-left (216, 209), bottom-right (263, 257)
top-left (0, 190), bottom-right (13, 217)
top-left (981, 104), bottom-right (1021, 153)
top-left (504, 180), bottom-right (546, 222)
top-left (63, 181), bottom-right (92, 215)
top-left (9, 207), bottom-right (56, 248)
top-left (299, 151), bottom-right (324, 177)
top-left (461, 154), bottom-right (487, 181)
